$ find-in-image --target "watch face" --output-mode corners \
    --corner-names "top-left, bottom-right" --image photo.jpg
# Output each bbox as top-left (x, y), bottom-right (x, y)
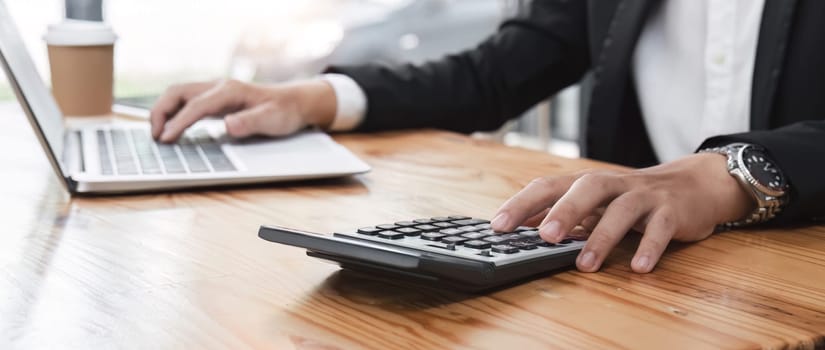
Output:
top-left (742, 147), bottom-right (787, 191)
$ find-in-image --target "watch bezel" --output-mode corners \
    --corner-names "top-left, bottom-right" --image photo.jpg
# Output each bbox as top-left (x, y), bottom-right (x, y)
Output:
top-left (734, 145), bottom-right (788, 198)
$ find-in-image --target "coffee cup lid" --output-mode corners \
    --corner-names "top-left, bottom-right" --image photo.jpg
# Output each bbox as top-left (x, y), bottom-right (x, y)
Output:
top-left (44, 20), bottom-right (117, 46)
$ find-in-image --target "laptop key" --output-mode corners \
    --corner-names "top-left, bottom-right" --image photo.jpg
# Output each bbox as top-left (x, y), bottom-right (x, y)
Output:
top-left (156, 144), bottom-right (186, 174)
top-left (96, 130), bottom-right (113, 175)
top-left (130, 130), bottom-right (162, 175)
top-left (179, 143), bottom-right (209, 173)
top-left (199, 142), bottom-right (236, 172)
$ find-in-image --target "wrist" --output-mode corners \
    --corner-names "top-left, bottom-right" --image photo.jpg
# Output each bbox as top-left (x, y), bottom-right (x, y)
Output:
top-left (290, 79), bottom-right (336, 129)
top-left (698, 153), bottom-right (758, 224)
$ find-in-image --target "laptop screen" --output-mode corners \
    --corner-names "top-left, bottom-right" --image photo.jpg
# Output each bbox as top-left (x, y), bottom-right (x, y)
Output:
top-left (0, 1), bottom-right (68, 178)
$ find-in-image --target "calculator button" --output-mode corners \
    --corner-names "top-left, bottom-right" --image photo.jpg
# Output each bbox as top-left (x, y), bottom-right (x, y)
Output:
top-left (475, 223), bottom-right (492, 230)
top-left (515, 226), bottom-right (536, 232)
top-left (442, 236), bottom-right (469, 245)
top-left (376, 224), bottom-right (399, 230)
top-left (414, 218), bottom-right (434, 224)
top-left (477, 229), bottom-right (495, 235)
top-left (457, 225), bottom-right (479, 233)
top-left (511, 240), bottom-right (538, 250)
top-left (357, 227), bottom-right (381, 235)
top-left (452, 219), bottom-right (488, 226)
top-left (433, 222), bottom-right (457, 228)
top-left (499, 233), bottom-right (522, 242)
top-left (483, 235), bottom-right (509, 244)
top-left (431, 217), bottom-right (451, 222)
top-left (464, 240), bottom-right (492, 249)
top-left (377, 231), bottom-right (405, 240)
top-left (415, 224), bottom-right (439, 231)
top-left (395, 221), bottom-right (417, 227)
top-left (439, 228), bottom-right (463, 236)
top-left (519, 237), bottom-right (554, 247)
top-left (519, 230), bottom-right (540, 238)
top-left (448, 215), bottom-right (472, 220)
top-left (461, 232), bottom-right (490, 240)
top-left (396, 227), bottom-right (422, 236)
top-left (492, 245), bottom-right (519, 254)
top-left (421, 232), bottom-right (446, 241)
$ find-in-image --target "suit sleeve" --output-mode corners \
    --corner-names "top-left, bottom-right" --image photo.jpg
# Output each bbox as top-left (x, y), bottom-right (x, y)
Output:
top-left (325, 0), bottom-right (590, 133)
top-left (699, 121), bottom-right (825, 223)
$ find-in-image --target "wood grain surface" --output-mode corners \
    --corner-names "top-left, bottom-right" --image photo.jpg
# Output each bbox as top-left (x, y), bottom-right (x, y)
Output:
top-left (0, 102), bottom-right (824, 349)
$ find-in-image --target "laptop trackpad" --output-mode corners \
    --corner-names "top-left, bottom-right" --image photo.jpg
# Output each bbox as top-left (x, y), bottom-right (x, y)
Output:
top-left (227, 131), bottom-right (369, 175)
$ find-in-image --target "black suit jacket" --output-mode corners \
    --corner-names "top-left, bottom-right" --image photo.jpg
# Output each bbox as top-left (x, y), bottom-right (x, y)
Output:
top-left (328, 0), bottom-right (825, 223)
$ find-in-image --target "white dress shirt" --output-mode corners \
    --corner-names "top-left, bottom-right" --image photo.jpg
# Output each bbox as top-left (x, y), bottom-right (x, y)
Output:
top-left (325, 0), bottom-right (765, 163)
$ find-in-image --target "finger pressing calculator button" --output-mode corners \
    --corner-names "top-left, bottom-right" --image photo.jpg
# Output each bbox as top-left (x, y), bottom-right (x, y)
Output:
top-left (378, 231), bottom-right (406, 240)
top-left (396, 227), bottom-right (422, 236)
top-left (376, 224), bottom-right (399, 230)
top-left (464, 240), bottom-right (492, 249)
top-left (421, 232), bottom-right (446, 241)
top-left (357, 227), bottom-right (381, 235)
top-left (395, 221), bottom-right (417, 227)
top-left (492, 245), bottom-right (519, 254)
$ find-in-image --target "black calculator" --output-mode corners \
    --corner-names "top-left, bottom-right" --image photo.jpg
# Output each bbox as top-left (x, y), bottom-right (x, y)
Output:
top-left (258, 216), bottom-right (586, 292)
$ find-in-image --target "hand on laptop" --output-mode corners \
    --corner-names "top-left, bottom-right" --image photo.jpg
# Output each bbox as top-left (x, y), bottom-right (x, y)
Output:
top-left (490, 153), bottom-right (755, 274)
top-left (150, 79), bottom-right (337, 143)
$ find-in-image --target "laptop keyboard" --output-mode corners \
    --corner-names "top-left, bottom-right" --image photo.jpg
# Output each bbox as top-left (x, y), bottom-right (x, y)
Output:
top-left (96, 128), bottom-right (236, 175)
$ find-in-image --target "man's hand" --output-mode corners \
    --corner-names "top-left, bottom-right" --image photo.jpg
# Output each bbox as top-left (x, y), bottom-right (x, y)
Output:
top-left (150, 79), bottom-right (337, 143)
top-left (491, 153), bottom-right (756, 273)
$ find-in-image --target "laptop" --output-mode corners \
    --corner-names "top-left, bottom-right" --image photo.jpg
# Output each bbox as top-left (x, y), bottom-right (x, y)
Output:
top-left (0, 3), bottom-right (370, 194)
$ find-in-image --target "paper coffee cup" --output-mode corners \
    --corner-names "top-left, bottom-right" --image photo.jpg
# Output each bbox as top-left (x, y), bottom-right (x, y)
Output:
top-left (44, 20), bottom-right (117, 116)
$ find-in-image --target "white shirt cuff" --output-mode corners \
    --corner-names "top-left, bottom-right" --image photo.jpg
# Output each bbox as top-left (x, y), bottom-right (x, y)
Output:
top-left (323, 73), bottom-right (367, 131)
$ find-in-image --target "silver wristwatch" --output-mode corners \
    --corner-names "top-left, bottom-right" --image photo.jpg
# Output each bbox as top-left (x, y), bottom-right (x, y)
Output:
top-left (699, 143), bottom-right (789, 228)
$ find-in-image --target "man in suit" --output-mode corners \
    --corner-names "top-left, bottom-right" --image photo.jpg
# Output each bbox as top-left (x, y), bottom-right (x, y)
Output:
top-left (149, 0), bottom-right (825, 273)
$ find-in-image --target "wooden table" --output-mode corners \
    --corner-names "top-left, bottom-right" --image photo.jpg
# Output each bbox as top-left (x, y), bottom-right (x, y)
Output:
top-left (1, 102), bottom-right (824, 349)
